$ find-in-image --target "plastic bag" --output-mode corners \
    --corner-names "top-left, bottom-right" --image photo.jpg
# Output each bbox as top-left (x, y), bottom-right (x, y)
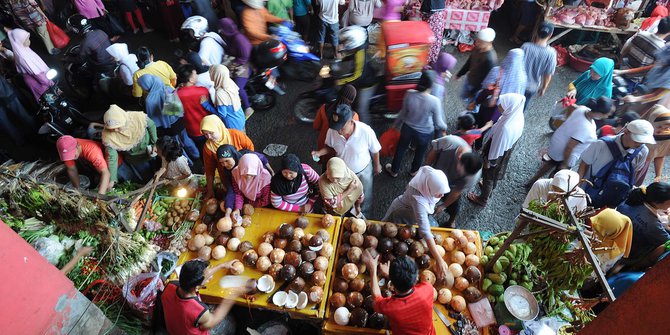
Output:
top-left (123, 271), bottom-right (165, 319)
top-left (34, 237), bottom-right (65, 266)
top-left (162, 92), bottom-right (184, 117)
top-left (555, 45), bottom-right (568, 67)
top-left (46, 20), bottom-right (70, 49)
top-left (153, 251), bottom-right (178, 281)
top-left (379, 128), bottom-right (400, 157)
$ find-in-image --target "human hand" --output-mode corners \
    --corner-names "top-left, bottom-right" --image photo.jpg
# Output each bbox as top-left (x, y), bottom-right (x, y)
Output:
top-left (379, 261), bottom-right (390, 278)
top-left (613, 69), bottom-right (622, 76)
top-left (221, 260), bottom-right (237, 270)
top-left (566, 89), bottom-right (577, 99)
top-left (434, 258), bottom-right (452, 284)
top-left (232, 209), bottom-right (240, 219)
top-left (623, 95), bottom-right (637, 103)
top-left (77, 246), bottom-right (94, 257)
top-left (301, 203), bottom-right (312, 214)
top-left (374, 163), bottom-right (382, 175)
top-left (361, 248), bottom-right (379, 271)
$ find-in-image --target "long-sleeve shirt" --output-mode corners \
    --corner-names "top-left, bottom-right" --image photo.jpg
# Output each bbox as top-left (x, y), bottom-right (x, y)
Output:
top-left (76, 30), bottom-right (114, 68)
top-left (618, 203), bottom-right (670, 264)
top-left (241, 8), bottom-right (284, 45)
top-left (201, 100), bottom-right (245, 131)
top-left (393, 90), bottom-right (446, 134)
top-left (203, 129), bottom-right (255, 190)
top-left (106, 118), bottom-right (158, 182)
top-left (233, 180), bottom-right (271, 209)
top-left (177, 85), bottom-right (211, 137)
top-left (270, 164), bottom-right (320, 212)
top-left (223, 152), bottom-right (269, 210)
top-left (382, 187), bottom-right (434, 240)
top-left (457, 48), bottom-right (497, 90)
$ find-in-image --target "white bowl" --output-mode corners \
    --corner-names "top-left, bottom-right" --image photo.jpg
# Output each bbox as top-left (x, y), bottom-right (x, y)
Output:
top-left (272, 291), bottom-right (287, 307)
top-left (285, 291), bottom-right (299, 308)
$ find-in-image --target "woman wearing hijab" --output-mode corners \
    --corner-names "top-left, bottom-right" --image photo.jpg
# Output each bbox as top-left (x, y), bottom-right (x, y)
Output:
top-left (589, 208), bottom-right (633, 273)
top-left (319, 157), bottom-right (364, 216)
top-left (202, 65), bottom-right (245, 131)
top-left (105, 43), bottom-right (139, 88)
top-left (617, 182), bottom-right (670, 267)
top-left (313, 85), bottom-right (359, 170)
top-left (383, 166), bottom-right (452, 284)
top-left (201, 115), bottom-right (255, 199)
top-left (566, 57), bottom-right (614, 105)
top-left (430, 52), bottom-right (457, 104)
top-left (7, 28), bottom-right (53, 101)
top-left (216, 145), bottom-right (273, 217)
top-left (468, 93), bottom-right (526, 206)
top-left (219, 18), bottom-right (254, 117)
top-left (641, 5), bottom-right (669, 33)
top-left (231, 154), bottom-right (273, 210)
top-left (102, 105), bottom-right (158, 187)
top-left (8, 0), bottom-right (58, 55)
top-left (481, 48), bottom-right (527, 96)
top-left (270, 154), bottom-right (320, 213)
top-left (523, 169), bottom-right (588, 212)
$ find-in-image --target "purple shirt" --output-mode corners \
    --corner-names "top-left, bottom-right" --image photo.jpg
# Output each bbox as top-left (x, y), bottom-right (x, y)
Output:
top-left (382, 0), bottom-right (404, 20)
top-left (74, 0), bottom-right (106, 19)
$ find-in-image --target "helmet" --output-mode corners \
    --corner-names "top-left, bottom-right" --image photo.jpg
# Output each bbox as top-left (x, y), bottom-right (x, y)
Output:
top-left (67, 14), bottom-right (92, 35)
top-left (181, 16), bottom-right (209, 39)
top-left (338, 26), bottom-right (367, 55)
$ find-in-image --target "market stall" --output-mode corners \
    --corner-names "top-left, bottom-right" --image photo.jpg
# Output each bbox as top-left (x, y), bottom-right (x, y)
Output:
top-left (444, 0), bottom-right (504, 32)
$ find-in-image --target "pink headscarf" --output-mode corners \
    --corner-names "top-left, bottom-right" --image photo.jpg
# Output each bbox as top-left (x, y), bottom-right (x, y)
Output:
top-left (8, 29), bottom-right (50, 75)
top-left (232, 154), bottom-right (272, 201)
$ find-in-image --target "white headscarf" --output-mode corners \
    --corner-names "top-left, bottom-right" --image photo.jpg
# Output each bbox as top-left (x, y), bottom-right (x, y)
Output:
top-left (550, 169), bottom-right (580, 193)
top-left (105, 44), bottom-right (139, 75)
top-left (485, 93), bottom-right (526, 161)
top-left (408, 166), bottom-right (450, 214)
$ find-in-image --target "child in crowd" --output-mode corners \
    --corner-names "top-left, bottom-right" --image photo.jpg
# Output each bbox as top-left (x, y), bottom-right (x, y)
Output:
top-left (453, 113), bottom-right (493, 146)
top-left (155, 136), bottom-right (193, 186)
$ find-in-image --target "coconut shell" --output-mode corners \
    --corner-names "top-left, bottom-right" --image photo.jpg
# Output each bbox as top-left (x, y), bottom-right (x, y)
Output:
top-left (330, 292), bottom-right (346, 309)
top-left (279, 264), bottom-right (297, 282)
top-left (367, 223), bottom-right (382, 237)
top-left (382, 223), bottom-right (398, 238)
top-left (350, 308), bottom-right (368, 327)
top-left (346, 291), bottom-right (364, 309)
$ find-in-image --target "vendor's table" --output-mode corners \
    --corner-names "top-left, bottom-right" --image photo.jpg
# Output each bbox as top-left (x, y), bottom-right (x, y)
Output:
top-left (322, 221), bottom-right (490, 334)
top-left (544, 20), bottom-right (637, 48)
top-left (175, 208), bottom-right (342, 319)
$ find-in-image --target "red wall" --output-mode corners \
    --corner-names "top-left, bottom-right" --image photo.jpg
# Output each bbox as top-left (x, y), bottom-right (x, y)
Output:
top-left (0, 221), bottom-right (75, 334)
top-left (580, 256), bottom-right (670, 334)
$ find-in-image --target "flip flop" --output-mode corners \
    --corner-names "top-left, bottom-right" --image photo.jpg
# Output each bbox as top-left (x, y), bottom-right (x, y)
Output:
top-left (466, 192), bottom-right (487, 207)
top-left (384, 163), bottom-right (398, 178)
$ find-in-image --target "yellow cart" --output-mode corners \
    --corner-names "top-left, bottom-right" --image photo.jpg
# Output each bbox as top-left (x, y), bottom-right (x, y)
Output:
top-left (175, 208), bottom-right (342, 319)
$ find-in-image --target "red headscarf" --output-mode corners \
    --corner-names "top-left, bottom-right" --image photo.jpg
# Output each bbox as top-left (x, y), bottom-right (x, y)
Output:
top-left (640, 5), bottom-right (669, 32)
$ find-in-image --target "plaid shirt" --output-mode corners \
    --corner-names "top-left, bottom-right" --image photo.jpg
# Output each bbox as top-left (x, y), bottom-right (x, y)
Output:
top-left (622, 31), bottom-right (666, 71)
top-left (10, 0), bottom-right (45, 29)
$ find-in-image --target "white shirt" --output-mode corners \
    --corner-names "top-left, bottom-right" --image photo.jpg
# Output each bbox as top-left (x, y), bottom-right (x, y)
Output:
top-left (522, 179), bottom-right (588, 213)
top-left (548, 107), bottom-right (596, 167)
top-left (196, 72), bottom-right (216, 101)
top-left (320, 0), bottom-right (346, 24)
top-left (579, 134), bottom-right (649, 181)
top-left (325, 120), bottom-right (381, 173)
top-left (199, 37), bottom-right (224, 66)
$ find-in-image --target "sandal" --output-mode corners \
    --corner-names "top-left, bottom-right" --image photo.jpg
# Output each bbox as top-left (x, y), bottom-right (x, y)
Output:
top-left (466, 192), bottom-right (487, 207)
top-left (385, 163), bottom-right (398, 178)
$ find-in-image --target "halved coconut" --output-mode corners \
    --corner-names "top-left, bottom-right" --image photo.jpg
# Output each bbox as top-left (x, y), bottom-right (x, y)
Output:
top-left (257, 274), bottom-right (275, 293)
top-left (296, 291), bottom-right (308, 309)
top-left (285, 291), bottom-right (299, 309)
top-left (272, 291), bottom-right (287, 307)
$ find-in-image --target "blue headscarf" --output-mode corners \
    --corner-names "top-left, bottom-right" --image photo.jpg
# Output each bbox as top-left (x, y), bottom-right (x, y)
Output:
top-left (138, 74), bottom-right (178, 129)
top-left (572, 58), bottom-right (614, 105)
top-left (482, 48), bottom-right (527, 95)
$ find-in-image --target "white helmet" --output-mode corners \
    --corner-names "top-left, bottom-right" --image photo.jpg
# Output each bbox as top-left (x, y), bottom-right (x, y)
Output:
top-left (181, 16), bottom-right (209, 38)
top-left (339, 26), bottom-right (367, 54)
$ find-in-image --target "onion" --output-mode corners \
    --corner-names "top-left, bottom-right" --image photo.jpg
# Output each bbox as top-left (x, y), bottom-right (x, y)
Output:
top-left (443, 237), bottom-right (456, 252)
top-left (438, 288), bottom-right (452, 304)
top-left (448, 263), bottom-right (463, 278)
top-left (211, 245), bottom-right (226, 260)
top-left (193, 234), bottom-right (206, 249)
top-left (451, 251), bottom-right (466, 265)
top-left (198, 246), bottom-right (212, 260)
top-left (450, 295), bottom-right (466, 312)
top-left (194, 223), bottom-right (207, 234)
top-left (454, 277), bottom-right (469, 291)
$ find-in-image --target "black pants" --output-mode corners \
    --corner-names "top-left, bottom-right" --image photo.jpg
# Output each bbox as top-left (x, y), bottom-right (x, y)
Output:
top-left (295, 14), bottom-right (310, 41)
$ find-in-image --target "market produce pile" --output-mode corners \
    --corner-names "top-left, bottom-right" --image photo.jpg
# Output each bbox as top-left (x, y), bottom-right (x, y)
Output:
top-left (482, 233), bottom-right (535, 304)
top-left (549, 6), bottom-right (613, 27)
top-left (445, 0), bottom-right (504, 11)
top-left (328, 219), bottom-right (484, 330)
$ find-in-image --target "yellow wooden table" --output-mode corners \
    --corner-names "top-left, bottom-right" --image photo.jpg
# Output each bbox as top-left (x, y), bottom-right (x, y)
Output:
top-left (322, 221), bottom-right (489, 334)
top-left (175, 208), bottom-right (342, 319)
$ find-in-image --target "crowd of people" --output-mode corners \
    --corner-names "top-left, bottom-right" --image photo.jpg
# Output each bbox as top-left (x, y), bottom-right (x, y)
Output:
top-left (2, 1), bottom-right (670, 334)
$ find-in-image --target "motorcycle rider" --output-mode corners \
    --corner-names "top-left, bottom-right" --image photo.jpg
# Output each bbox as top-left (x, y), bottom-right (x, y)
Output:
top-left (65, 14), bottom-right (116, 82)
top-left (180, 15), bottom-right (225, 67)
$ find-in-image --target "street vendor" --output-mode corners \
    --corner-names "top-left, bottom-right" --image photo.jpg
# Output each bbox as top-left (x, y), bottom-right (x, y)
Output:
top-left (161, 259), bottom-right (246, 335)
top-left (523, 169), bottom-right (588, 213)
top-left (361, 251), bottom-right (436, 335)
top-left (102, 105), bottom-right (158, 188)
top-left (270, 154), bottom-right (320, 213)
top-left (200, 115), bottom-right (255, 200)
top-left (383, 166), bottom-right (452, 283)
top-left (216, 145), bottom-right (273, 219)
top-left (56, 135), bottom-right (113, 195)
top-left (231, 154), bottom-right (273, 210)
top-left (566, 57), bottom-right (614, 105)
top-left (318, 157), bottom-right (364, 216)
top-left (589, 208), bottom-right (633, 273)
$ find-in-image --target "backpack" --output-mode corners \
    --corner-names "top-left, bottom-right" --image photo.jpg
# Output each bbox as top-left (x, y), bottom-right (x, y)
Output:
top-left (584, 136), bottom-right (643, 209)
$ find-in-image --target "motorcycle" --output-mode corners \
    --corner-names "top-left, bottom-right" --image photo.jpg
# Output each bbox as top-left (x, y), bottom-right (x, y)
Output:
top-left (270, 22), bottom-right (321, 82)
top-left (37, 69), bottom-right (102, 142)
top-left (62, 44), bottom-right (119, 101)
top-left (244, 39), bottom-right (288, 111)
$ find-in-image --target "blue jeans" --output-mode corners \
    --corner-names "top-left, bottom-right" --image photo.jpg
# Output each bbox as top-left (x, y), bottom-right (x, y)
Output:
top-left (318, 21), bottom-right (339, 45)
top-left (391, 124), bottom-right (433, 174)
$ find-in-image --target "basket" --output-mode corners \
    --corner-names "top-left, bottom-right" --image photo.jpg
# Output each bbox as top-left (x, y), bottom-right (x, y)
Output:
top-left (568, 52), bottom-right (594, 73)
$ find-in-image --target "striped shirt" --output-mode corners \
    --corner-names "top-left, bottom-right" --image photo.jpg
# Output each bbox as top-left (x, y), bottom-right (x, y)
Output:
top-left (270, 164), bottom-right (320, 212)
top-left (621, 31), bottom-right (666, 81)
top-left (521, 42), bottom-right (557, 94)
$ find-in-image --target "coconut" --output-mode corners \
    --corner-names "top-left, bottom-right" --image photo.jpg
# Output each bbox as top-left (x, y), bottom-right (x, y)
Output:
top-left (269, 248), bottom-right (286, 264)
top-left (268, 263), bottom-right (283, 280)
top-left (216, 217), bottom-right (233, 232)
top-left (285, 291), bottom-right (299, 309)
top-left (464, 230), bottom-right (477, 242)
top-left (242, 204), bottom-right (254, 216)
top-left (393, 241), bottom-right (409, 257)
top-left (279, 264), bottom-right (297, 282)
top-left (398, 226), bottom-right (413, 241)
top-left (454, 277), bottom-right (469, 291)
top-left (451, 251), bottom-right (466, 265)
top-left (463, 286), bottom-right (483, 303)
top-left (378, 237), bottom-right (394, 254)
top-left (272, 291), bottom-right (287, 307)
top-left (194, 223), bottom-right (207, 234)
top-left (297, 291), bottom-right (308, 309)
top-left (443, 237), bottom-right (456, 251)
top-left (349, 233), bottom-right (364, 247)
top-left (256, 256), bottom-right (271, 272)
top-left (242, 249), bottom-right (258, 267)
top-left (193, 234), bottom-right (206, 249)
top-left (449, 263), bottom-right (463, 278)
top-left (230, 260), bottom-right (244, 275)
top-left (342, 263), bottom-right (359, 280)
top-left (465, 254), bottom-right (480, 267)
top-left (346, 291), bottom-right (364, 309)
top-left (283, 251), bottom-right (302, 268)
top-left (298, 262), bottom-right (315, 279)
top-left (258, 242), bottom-right (273, 257)
top-left (347, 247), bottom-right (363, 263)
top-left (451, 296), bottom-right (466, 312)
top-left (205, 200), bottom-right (218, 215)
top-left (257, 274), bottom-right (275, 292)
top-left (231, 226), bottom-right (245, 239)
top-left (227, 237), bottom-right (241, 251)
top-left (433, 233), bottom-right (444, 246)
top-left (363, 295), bottom-right (376, 312)
top-left (435, 245), bottom-right (446, 258)
top-left (308, 286), bottom-right (324, 303)
top-left (464, 242), bottom-right (477, 255)
top-left (302, 233), bottom-right (314, 247)
top-left (334, 307), bottom-right (350, 326)
top-left (288, 277), bottom-right (306, 293)
top-left (273, 238), bottom-right (288, 249)
top-left (202, 233), bottom-right (214, 245)
top-left (241, 215), bottom-right (252, 228)
top-left (367, 313), bottom-right (386, 329)
top-left (309, 235), bottom-right (324, 251)
top-left (238, 241), bottom-right (253, 253)
top-left (187, 239), bottom-right (198, 251)
top-left (330, 292), bottom-right (346, 309)
top-left (363, 236), bottom-right (378, 249)
top-left (295, 216), bottom-right (309, 229)
top-left (311, 270), bottom-right (326, 287)
top-left (420, 270), bottom-right (436, 286)
top-left (319, 243), bottom-right (334, 258)
top-left (438, 288), bottom-right (452, 304)
top-left (350, 308), bottom-right (368, 327)
top-left (301, 249), bottom-right (317, 263)
top-left (367, 223), bottom-right (382, 237)
top-left (198, 246), bottom-right (212, 260)
top-left (215, 234), bottom-right (230, 247)
top-left (292, 227), bottom-right (305, 241)
top-left (408, 241), bottom-right (425, 258)
top-left (313, 256), bottom-right (329, 272)
top-left (349, 277), bottom-right (365, 292)
top-left (211, 245), bottom-right (226, 260)
top-left (287, 239), bottom-right (302, 253)
top-left (321, 214), bottom-right (335, 228)
top-left (382, 222), bottom-right (398, 237)
top-left (464, 266), bottom-right (482, 283)
top-left (277, 223), bottom-right (294, 240)
top-left (350, 218), bottom-right (366, 234)
top-left (316, 229), bottom-right (330, 243)
top-left (417, 254), bottom-right (432, 269)
top-left (261, 232), bottom-right (274, 244)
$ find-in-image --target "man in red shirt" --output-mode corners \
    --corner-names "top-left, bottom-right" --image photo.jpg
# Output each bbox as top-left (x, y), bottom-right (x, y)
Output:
top-left (161, 259), bottom-right (246, 335)
top-left (362, 250), bottom-right (436, 335)
top-left (176, 63), bottom-right (212, 157)
top-left (56, 135), bottom-right (112, 195)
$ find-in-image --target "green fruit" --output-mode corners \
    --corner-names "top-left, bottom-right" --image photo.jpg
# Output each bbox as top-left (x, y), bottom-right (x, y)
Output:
top-left (482, 278), bottom-right (493, 291)
top-left (487, 273), bottom-right (506, 284)
top-left (488, 295), bottom-right (496, 304)
top-left (504, 250), bottom-right (515, 260)
top-left (497, 293), bottom-right (505, 303)
top-left (521, 282), bottom-right (533, 291)
top-left (489, 237), bottom-right (500, 246)
top-left (480, 255), bottom-right (489, 265)
top-left (522, 274), bottom-right (530, 282)
top-left (485, 246), bottom-right (494, 256)
top-left (499, 256), bottom-right (510, 268)
top-left (493, 260), bottom-right (503, 274)
top-left (488, 284), bottom-right (504, 296)
top-left (509, 280), bottom-right (517, 286)
top-left (509, 244), bottom-right (518, 256)
top-left (511, 272), bottom-right (519, 280)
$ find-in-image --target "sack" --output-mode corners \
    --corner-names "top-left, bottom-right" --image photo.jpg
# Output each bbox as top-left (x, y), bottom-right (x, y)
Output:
top-left (380, 128), bottom-right (401, 157)
top-left (46, 20), bottom-right (69, 49)
top-left (583, 136), bottom-right (642, 208)
top-left (163, 92), bottom-right (184, 117)
top-left (123, 272), bottom-right (165, 319)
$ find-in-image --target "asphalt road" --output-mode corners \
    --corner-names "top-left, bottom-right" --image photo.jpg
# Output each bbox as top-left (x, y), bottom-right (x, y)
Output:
top-left (4, 23), bottom-right (668, 235)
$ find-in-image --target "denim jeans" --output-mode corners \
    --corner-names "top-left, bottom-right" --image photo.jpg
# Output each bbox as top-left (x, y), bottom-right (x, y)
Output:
top-left (391, 124), bottom-right (434, 174)
top-left (356, 84), bottom-right (376, 125)
top-left (356, 162), bottom-right (373, 218)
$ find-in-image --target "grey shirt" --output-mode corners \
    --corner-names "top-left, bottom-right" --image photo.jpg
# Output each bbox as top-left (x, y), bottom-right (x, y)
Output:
top-left (382, 187), bottom-right (434, 240)
top-left (430, 135), bottom-right (480, 192)
top-left (521, 42), bottom-right (557, 94)
top-left (578, 134), bottom-right (649, 181)
top-left (394, 90), bottom-right (447, 134)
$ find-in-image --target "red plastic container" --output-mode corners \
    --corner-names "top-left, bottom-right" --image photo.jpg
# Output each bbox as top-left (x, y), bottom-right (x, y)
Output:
top-left (568, 52), bottom-right (594, 73)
